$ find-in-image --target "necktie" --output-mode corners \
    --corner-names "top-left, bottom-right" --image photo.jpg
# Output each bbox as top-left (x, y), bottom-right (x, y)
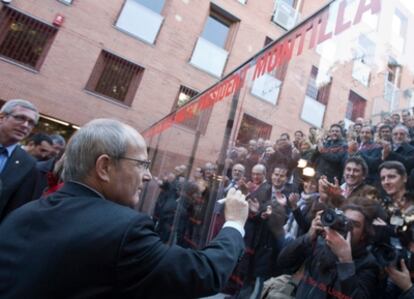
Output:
top-left (0, 146), bottom-right (7, 156)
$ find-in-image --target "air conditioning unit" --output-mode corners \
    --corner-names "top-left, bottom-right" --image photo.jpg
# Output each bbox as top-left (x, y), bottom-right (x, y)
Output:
top-left (238, 0), bottom-right (247, 4)
top-left (272, 1), bottom-right (299, 30)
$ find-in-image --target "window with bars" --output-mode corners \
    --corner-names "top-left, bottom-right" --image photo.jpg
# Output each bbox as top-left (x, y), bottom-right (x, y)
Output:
top-left (0, 7), bottom-right (57, 70)
top-left (86, 51), bottom-right (144, 105)
top-left (175, 86), bottom-right (199, 109)
top-left (173, 85), bottom-right (212, 133)
top-left (305, 66), bottom-right (331, 105)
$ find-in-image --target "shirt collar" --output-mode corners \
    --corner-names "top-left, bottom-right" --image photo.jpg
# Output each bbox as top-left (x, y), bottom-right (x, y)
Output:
top-left (69, 180), bottom-right (106, 200)
top-left (0, 143), bottom-right (18, 157)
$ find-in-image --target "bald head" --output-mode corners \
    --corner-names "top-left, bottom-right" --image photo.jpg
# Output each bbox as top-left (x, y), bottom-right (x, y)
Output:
top-left (251, 164), bottom-right (266, 184)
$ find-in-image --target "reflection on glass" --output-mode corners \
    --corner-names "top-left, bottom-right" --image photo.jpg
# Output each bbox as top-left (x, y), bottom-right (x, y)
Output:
top-left (142, 2), bottom-right (414, 296)
top-left (201, 16), bottom-right (230, 48)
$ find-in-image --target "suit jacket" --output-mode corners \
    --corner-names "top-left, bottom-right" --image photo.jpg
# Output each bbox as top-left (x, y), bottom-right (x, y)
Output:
top-left (314, 139), bottom-right (348, 182)
top-left (247, 181), bottom-right (272, 206)
top-left (388, 142), bottom-right (414, 173)
top-left (0, 182), bottom-right (244, 299)
top-left (0, 146), bottom-right (38, 221)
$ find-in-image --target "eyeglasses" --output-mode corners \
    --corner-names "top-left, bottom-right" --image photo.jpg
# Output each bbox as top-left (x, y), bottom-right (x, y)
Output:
top-left (119, 157), bottom-right (151, 170)
top-left (7, 114), bottom-right (37, 128)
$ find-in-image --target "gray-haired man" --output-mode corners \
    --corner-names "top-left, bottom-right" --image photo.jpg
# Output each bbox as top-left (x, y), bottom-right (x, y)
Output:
top-left (0, 118), bottom-right (248, 298)
top-left (0, 99), bottom-right (39, 221)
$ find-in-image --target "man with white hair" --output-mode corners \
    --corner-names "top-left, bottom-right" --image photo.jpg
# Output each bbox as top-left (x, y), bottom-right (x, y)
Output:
top-left (0, 118), bottom-right (248, 299)
top-left (0, 99), bottom-right (39, 221)
top-left (386, 125), bottom-right (414, 173)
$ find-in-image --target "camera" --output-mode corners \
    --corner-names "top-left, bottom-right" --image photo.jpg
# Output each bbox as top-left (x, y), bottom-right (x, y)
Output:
top-left (320, 208), bottom-right (352, 237)
top-left (371, 241), bottom-right (414, 271)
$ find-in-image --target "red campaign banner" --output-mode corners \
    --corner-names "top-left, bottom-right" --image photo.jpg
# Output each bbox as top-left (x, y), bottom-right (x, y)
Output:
top-left (143, 0), bottom-right (381, 138)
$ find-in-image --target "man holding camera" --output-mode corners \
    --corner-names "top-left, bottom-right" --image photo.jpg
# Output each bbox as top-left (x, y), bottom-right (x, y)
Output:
top-left (278, 205), bottom-right (379, 298)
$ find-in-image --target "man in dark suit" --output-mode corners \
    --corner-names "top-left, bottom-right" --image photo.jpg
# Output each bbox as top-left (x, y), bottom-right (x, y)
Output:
top-left (0, 99), bottom-right (39, 222)
top-left (0, 118), bottom-right (248, 299)
top-left (387, 125), bottom-right (414, 173)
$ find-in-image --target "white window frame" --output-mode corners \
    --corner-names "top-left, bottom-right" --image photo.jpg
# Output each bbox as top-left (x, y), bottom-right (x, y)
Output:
top-left (115, 0), bottom-right (164, 45)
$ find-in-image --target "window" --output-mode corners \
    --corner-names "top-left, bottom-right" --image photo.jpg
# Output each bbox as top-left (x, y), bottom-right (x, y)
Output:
top-left (280, 0), bottom-right (297, 7)
top-left (251, 62), bottom-right (287, 105)
top-left (174, 86), bottom-right (212, 133)
top-left (384, 59), bottom-right (401, 103)
top-left (351, 35), bottom-right (374, 87)
top-left (391, 9), bottom-right (407, 53)
top-left (237, 0), bottom-right (247, 4)
top-left (357, 35), bottom-right (375, 65)
top-left (58, 0), bottom-right (73, 5)
top-left (135, 0), bottom-right (165, 14)
top-left (115, 0), bottom-right (165, 44)
top-left (0, 7), bottom-right (57, 70)
top-left (201, 16), bottom-right (230, 49)
top-left (236, 114), bottom-right (272, 146)
top-left (386, 60), bottom-right (402, 87)
top-left (272, 0), bottom-right (301, 30)
top-left (346, 90), bottom-right (366, 121)
top-left (86, 51), bottom-right (144, 105)
top-left (175, 86), bottom-right (199, 109)
top-left (190, 4), bottom-right (239, 77)
top-left (305, 66), bottom-right (331, 105)
top-left (300, 66), bottom-right (331, 127)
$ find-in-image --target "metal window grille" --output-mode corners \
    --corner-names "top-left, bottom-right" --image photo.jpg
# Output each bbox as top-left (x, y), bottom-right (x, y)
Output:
top-left (88, 51), bottom-right (143, 103)
top-left (174, 86), bottom-right (212, 133)
top-left (176, 86), bottom-right (198, 108)
top-left (0, 7), bottom-right (57, 69)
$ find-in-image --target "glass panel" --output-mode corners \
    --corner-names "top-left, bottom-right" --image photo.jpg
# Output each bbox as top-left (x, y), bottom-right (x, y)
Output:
top-left (280, 0), bottom-right (295, 7)
top-left (136, 0), bottom-right (165, 14)
top-left (139, 1), bottom-right (414, 296)
top-left (190, 37), bottom-right (229, 77)
top-left (251, 73), bottom-right (282, 105)
top-left (116, 0), bottom-right (164, 44)
top-left (201, 16), bottom-right (230, 49)
top-left (59, 0), bottom-right (73, 4)
top-left (273, 0), bottom-right (300, 30)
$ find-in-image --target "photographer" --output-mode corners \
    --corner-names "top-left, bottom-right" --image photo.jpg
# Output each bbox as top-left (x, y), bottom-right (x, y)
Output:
top-left (370, 191), bottom-right (414, 298)
top-left (277, 205), bottom-right (379, 298)
top-left (386, 258), bottom-right (414, 299)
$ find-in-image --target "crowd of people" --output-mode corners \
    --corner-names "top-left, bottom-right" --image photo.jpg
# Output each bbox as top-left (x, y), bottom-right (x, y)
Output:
top-left (153, 111), bottom-right (414, 298)
top-left (1, 97), bottom-right (414, 298)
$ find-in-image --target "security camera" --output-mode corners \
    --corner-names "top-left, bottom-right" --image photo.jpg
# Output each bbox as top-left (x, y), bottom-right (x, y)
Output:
top-left (2, 0), bottom-right (12, 4)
